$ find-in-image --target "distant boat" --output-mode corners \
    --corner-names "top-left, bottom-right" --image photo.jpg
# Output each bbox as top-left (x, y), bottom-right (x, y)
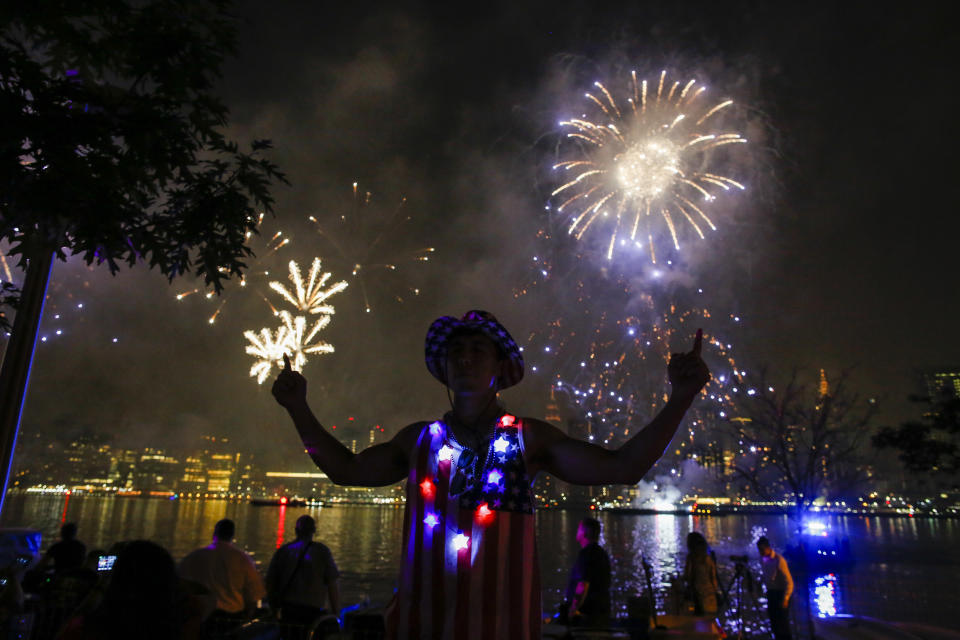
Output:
top-left (249, 497), bottom-right (307, 507)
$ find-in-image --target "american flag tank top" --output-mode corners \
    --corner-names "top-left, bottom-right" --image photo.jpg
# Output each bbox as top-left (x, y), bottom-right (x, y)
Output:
top-left (386, 414), bottom-right (541, 640)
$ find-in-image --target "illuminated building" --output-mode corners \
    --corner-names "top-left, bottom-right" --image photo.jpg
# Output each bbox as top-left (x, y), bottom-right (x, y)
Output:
top-left (205, 453), bottom-right (236, 493)
top-left (177, 436), bottom-right (249, 495)
top-left (926, 370), bottom-right (960, 400)
top-left (180, 456), bottom-right (206, 493)
top-left (64, 435), bottom-right (114, 487)
top-left (133, 449), bottom-right (182, 492)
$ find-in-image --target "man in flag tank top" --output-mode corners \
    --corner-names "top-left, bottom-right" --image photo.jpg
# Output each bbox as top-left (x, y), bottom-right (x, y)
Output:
top-left (272, 310), bottom-right (710, 639)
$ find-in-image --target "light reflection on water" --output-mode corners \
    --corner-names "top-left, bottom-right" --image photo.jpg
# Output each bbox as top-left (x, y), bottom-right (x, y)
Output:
top-left (3, 495), bottom-right (958, 630)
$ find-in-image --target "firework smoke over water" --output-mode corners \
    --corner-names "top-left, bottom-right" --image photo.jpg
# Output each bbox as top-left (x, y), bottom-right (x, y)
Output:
top-left (552, 70), bottom-right (746, 263)
top-left (309, 182), bottom-right (434, 314)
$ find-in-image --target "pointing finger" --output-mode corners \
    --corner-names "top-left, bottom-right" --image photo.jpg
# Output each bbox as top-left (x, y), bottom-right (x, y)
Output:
top-left (283, 353), bottom-right (292, 371)
top-left (693, 329), bottom-right (703, 356)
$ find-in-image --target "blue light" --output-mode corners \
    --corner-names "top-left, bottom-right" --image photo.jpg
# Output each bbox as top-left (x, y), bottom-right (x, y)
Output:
top-left (804, 520), bottom-right (829, 537)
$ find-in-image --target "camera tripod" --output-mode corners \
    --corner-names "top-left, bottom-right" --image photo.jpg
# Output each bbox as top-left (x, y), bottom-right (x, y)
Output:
top-left (718, 558), bottom-right (764, 639)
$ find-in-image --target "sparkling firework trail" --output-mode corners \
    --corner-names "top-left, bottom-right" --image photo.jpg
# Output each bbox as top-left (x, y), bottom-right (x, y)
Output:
top-left (553, 312), bottom-right (741, 440)
top-left (525, 284), bottom-right (744, 460)
top-left (268, 258), bottom-right (348, 315)
top-left (309, 182), bottom-right (433, 313)
top-left (175, 213), bottom-right (289, 324)
top-left (553, 70), bottom-right (746, 262)
top-left (0, 246), bottom-right (98, 344)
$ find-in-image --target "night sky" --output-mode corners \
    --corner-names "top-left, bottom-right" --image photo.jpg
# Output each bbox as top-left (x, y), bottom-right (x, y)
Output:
top-left (7, 1), bottom-right (957, 468)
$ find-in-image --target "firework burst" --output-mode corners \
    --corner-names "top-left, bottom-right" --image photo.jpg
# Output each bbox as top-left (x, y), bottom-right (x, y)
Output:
top-left (244, 325), bottom-right (289, 384)
top-left (553, 70), bottom-right (746, 262)
top-left (309, 182), bottom-right (433, 314)
top-left (243, 312), bottom-right (337, 384)
top-left (268, 258), bottom-right (348, 315)
top-left (277, 310), bottom-right (335, 370)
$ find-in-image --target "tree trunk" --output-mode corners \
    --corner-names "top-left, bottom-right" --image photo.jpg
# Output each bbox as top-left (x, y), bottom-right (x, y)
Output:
top-left (0, 246), bottom-right (55, 515)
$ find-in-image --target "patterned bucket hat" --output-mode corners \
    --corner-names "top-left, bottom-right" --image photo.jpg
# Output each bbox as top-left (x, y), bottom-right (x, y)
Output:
top-left (424, 310), bottom-right (524, 389)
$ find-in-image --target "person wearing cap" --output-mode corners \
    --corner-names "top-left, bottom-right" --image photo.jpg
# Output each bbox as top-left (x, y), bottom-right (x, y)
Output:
top-left (272, 310), bottom-right (709, 640)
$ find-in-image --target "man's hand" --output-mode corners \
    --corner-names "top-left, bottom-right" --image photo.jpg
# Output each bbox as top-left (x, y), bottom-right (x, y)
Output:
top-left (668, 329), bottom-right (711, 401)
top-left (271, 354), bottom-right (307, 409)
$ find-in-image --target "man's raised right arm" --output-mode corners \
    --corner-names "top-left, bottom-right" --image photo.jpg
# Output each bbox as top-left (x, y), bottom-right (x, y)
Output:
top-left (272, 355), bottom-right (420, 486)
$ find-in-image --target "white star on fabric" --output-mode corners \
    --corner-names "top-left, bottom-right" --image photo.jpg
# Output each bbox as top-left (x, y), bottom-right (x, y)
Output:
top-left (452, 532), bottom-right (470, 551)
top-left (493, 436), bottom-right (510, 454)
top-left (438, 445), bottom-right (455, 462)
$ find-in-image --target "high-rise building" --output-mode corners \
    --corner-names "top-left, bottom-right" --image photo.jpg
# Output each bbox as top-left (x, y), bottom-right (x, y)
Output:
top-left (64, 434), bottom-right (114, 487)
top-left (926, 370), bottom-right (960, 400)
top-left (206, 453), bottom-right (236, 493)
top-left (180, 455), bottom-right (206, 493)
top-left (133, 449), bottom-right (182, 493)
top-left (177, 435), bottom-right (244, 495)
top-left (110, 449), bottom-right (139, 489)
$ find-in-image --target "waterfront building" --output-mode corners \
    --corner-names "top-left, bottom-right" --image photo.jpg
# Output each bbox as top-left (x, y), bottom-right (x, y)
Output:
top-left (206, 453), bottom-right (236, 493)
top-left (64, 434), bottom-right (114, 487)
top-left (925, 369), bottom-right (960, 400)
top-left (180, 455), bottom-right (206, 493)
top-left (110, 449), bottom-right (139, 489)
top-left (231, 452), bottom-right (259, 495)
top-left (133, 449), bottom-right (182, 493)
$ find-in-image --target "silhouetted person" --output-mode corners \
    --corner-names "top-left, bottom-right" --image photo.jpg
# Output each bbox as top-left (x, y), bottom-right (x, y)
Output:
top-left (39, 523), bottom-right (86, 574)
top-left (58, 540), bottom-right (187, 640)
top-left (565, 517), bottom-right (611, 627)
top-left (178, 519), bottom-right (265, 618)
top-left (267, 515), bottom-right (340, 639)
top-left (684, 531), bottom-right (719, 614)
top-left (757, 536), bottom-right (793, 640)
top-left (273, 310), bottom-right (709, 639)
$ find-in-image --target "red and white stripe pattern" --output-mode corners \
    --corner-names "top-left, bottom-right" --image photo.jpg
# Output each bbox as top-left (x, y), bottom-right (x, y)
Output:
top-left (386, 419), bottom-right (541, 640)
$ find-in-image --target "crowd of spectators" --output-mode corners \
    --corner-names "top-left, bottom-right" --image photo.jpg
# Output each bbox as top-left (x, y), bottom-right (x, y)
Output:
top-left (0, 519), bottom-right (344, 640)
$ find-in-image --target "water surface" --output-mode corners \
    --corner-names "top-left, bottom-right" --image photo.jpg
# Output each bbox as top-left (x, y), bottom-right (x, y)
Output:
top-left (3, 495), bottom-right (957, 631)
